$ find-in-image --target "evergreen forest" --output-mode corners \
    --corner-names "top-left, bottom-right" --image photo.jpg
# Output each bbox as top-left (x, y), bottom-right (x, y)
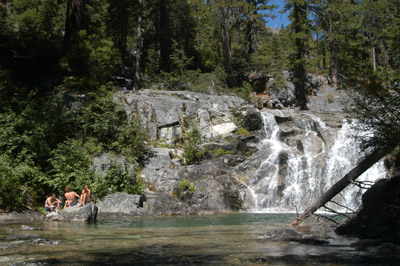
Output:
top-left (1, 0), bottom-right (399, 211)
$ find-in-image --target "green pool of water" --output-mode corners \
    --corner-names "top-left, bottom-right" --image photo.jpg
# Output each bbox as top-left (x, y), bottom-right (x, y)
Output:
top-left (0, 213), bottom-right (398, 265)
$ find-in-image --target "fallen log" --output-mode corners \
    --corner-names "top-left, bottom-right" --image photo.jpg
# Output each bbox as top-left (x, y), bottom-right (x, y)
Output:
top-left (291, 146), bottom-right (389, 227)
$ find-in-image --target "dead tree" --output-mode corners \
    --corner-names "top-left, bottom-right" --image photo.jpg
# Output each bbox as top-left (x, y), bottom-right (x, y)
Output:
top-left (291, 146), bottom-right (388, 227)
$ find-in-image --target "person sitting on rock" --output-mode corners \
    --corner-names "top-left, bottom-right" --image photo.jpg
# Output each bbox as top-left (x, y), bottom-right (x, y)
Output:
top-left (64, 186), bottom-right (80, 209)
top-left (79, 184), bottom-right (91, 207)
top-left (45, 193), bottom-right (61, 213)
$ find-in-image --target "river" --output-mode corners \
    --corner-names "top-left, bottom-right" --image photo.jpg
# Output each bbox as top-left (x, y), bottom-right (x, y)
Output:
top-left (1, 213), bottom-right (398, 265)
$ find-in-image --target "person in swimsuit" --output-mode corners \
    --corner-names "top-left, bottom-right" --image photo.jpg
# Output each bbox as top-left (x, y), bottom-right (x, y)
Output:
top-left (45, 193), bottom-right (61, 212)
top-left (64, 186), bottom-right (80, 209)
top-left (79, 184), bottom-right (91, 206)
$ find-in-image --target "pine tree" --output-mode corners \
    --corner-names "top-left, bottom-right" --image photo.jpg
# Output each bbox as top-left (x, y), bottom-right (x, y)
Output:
top-left (286, 0), bottom-right (311, 109)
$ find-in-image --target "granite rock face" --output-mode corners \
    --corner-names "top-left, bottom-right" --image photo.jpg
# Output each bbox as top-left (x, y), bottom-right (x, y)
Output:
top-left (142, 191), bottom-right (190, 216)
top-left (307, 85), bottom-right (353, 113)
top-left (95, 88), bottom-right (354, 216)
top-left (140, 148), bottom-right (185, 195)
top-left (97, 192), bottom-right (145, 217)
top-left (59, 203), bottom-right (98, 222)
top-left (115, 89), bottom-right (257, 142)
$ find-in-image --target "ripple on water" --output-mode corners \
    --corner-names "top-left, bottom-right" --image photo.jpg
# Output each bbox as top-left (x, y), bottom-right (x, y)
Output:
top-left (1, 213), bottom-right (399, 265)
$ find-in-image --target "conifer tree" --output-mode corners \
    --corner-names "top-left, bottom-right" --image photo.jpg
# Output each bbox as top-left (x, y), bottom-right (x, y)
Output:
top-left (286, 0), bottom-right (310, 109)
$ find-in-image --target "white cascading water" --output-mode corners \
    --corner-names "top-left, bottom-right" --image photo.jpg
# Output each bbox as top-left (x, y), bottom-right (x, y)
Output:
top-left (247, 110), bottom-right (386, 213)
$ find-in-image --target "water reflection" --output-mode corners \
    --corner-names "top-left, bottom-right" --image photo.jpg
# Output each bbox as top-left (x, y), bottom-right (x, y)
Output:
top-left (1, 213), bottom-right (399, 265)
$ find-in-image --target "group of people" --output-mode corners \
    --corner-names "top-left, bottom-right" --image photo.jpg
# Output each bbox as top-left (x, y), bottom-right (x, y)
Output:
top-left (44, 185), bottom-right (91, 213)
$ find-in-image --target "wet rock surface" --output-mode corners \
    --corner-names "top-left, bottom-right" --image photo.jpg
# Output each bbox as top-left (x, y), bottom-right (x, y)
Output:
top-left (0, 211), bottom-right (44, 224)
top-left (5, 233), bottom-right (40, 241)
top-left (259, 223), bottom-right (335, 246)
top-left (21, 225), bottom-right (43, 231)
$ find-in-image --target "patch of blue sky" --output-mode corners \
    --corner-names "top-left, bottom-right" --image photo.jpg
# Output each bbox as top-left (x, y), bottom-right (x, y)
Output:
top-left (264, 0), bottom-right (290, 29)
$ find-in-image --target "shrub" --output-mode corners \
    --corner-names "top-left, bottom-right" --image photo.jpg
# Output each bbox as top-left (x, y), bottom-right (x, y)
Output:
top-left (178, 180), bottom-right (195, 193)
top-left (182, 125), bottom-right (208, 165)
top-left (232, 81), bottom-right (254, 102)
top-left (61, 31), bottom-right (119, 91)
top-left (91, 164), bottom-right (145, 199)
top-left (215, 148), bottom-right (235, 157)
top-left (45, 138), bottom-right (95, 193)
top-left (327, 92), bottom-right (335, 103)
top-left (235, 127), bottom-right (249, 135)
top-left (0, 155), bottom-right (45, 210)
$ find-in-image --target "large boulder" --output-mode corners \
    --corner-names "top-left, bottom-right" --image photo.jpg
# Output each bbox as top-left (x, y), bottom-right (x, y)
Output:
top-left (97, 192), bottom-right (145, 217)
top-left (241, 111), bottom-right (262, 132)
top-left (142, 191), bottom-right (190, 216)
top-left (190, 175), bottom-right (244, 211)
top-left (59, 203), bottom-right (98, 222)
top-left (140, 148), bottom-right (185, 194)
top-left (335, 175), bottom-right (400, 238)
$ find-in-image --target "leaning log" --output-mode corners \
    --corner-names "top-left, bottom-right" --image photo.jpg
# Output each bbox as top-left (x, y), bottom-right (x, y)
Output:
top-left (291, 147), bottom-right (388, 227)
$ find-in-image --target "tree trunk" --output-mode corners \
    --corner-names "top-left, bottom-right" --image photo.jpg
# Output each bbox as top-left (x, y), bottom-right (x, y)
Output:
top-left (134, 0), bottom-right (143, 91)
top-left (245, 1), bottom-right (258, 60)
top-left (379, 38), bottom-right (391, 68)
top-left (328, 10), bottom-right (338, 85)
top-left (159, 0), bottom-right (170, 72)
top-left (291, 147), bottom-right (388, 227)
top-left (220, 7), bottom-right (236, 88)
top-left (292, 1), bottom-right (308, 110)
top-left (371, 37), bottom-right (377, 71)
top-left (64, 0), bottom-right (88, 49)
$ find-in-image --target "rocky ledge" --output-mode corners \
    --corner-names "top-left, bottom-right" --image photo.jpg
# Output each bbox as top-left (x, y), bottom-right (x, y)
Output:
top-left (115, 89), bottom-right (260, 142)
top-left (45, 203), bottom-right (98, 222)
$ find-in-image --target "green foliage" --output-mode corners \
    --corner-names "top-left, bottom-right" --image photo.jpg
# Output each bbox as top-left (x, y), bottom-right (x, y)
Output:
top-left (214, 148), bottom-right (235, 157)
top-left (0, 155), bottom-right (44, 211)
top-left (352, 82), bottom-right (400, 152)
top-left (46, 138), bottom-right (95, 193)
top-left (77, 86), bottom-right (148, 159)
top-left (327, 93), bottom-right (335, 103)
top-left (2, 0), bottom-right (400, 211)
top-left (182, 125), bottom-right (208, 165)
top-left (235, 127), bottom-right (250, 135)
top-left (232, 82), bottom-right (254, 102)
top-left (61, 31), bottom-right (119, 90)
top-left (91, 164), bottom-right (145, 199)
top-left (178, 180), bottom-right (195, 193)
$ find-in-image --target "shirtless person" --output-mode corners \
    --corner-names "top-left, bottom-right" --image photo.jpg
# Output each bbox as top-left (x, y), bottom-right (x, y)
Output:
top-left (45, 193), bottom-right (61, 212)
top-left (64, 186), bottom-right (80, 209)
top-left (79, 184), bottom-right (91, 206)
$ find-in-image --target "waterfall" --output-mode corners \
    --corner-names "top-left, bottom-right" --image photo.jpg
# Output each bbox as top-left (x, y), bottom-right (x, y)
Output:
top-left (247, 110), bottom-right (386, 213)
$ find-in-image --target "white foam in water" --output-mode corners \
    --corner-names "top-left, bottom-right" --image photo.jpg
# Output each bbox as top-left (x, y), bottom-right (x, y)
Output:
top-left (247, 111), bottom-right (386, 213)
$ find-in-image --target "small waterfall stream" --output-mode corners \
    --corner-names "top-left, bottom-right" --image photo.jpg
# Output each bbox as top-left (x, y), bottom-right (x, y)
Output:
top-left (247, 110), bottom-right (386, 213)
